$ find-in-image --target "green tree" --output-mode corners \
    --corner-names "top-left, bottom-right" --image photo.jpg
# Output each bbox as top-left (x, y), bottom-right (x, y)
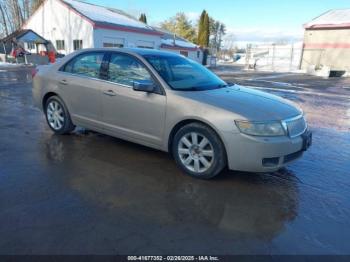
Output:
top-left (197, 10), bottom-right (210, 48)
top-left (202, 12), bottom-right (210, 47)
top-left (198, 11), bottom-right (210, 65)
top-left (139, 13), bottom-right (147, 24)
top-left (160, 12), bottom-right (196, 43)
top-left (197, 10), bottom-right (206, 46)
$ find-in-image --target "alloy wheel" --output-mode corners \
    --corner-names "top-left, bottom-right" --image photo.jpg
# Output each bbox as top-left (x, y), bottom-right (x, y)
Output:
top-left (47, 100), bottom-right (65, 130)
top-left (178, 132), bottom-right (214, 173)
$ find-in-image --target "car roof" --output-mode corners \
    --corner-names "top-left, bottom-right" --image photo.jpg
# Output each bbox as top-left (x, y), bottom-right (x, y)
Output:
top-left (75, 47), bottom-right (180, 57)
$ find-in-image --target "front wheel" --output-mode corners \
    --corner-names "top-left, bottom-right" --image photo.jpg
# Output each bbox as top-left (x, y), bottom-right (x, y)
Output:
top-left (45, 96), bottom-right (75, 135)
top-left (172, 123), bottom-right (227, 179)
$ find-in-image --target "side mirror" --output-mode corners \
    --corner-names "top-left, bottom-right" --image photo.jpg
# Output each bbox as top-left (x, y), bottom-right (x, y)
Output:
top-left (133, 80), bottom-right (156, 93)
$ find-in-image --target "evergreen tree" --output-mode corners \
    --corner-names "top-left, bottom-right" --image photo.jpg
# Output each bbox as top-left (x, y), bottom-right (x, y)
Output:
top-left (203, 12), bottom-right (210, 47)
top-left (196, 10), bottom-right (211, 65)
top-left (139, 13), bottom-right (147, 24)
top-left (197, 10), bottom-right (210, 48)
top-left (197, 10), bottom-right (206, 46)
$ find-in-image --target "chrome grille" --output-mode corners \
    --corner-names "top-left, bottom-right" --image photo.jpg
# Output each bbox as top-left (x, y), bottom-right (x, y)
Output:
top-left (284, 116), bottom-right (307, 138)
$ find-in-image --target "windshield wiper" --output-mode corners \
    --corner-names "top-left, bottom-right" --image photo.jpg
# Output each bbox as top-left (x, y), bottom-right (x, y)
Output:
top-left (173, 83), bottom-right (234, 91)
top-left (173, 86), bottom-right (203, 91)
top-left (217, 82), bottom-right (235, 88)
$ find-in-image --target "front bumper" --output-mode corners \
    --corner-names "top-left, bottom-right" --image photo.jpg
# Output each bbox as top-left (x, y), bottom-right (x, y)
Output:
top-left (223, 130), bottom-right (312, 172)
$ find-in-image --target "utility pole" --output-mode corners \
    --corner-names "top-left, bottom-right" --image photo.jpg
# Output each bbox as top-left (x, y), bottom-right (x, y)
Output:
top-left (290, 43), bottom-right (294, 71)
top-left (245, 44), bottom-right (251, 70)
top-left (272, 43), bottom-right (276, 71)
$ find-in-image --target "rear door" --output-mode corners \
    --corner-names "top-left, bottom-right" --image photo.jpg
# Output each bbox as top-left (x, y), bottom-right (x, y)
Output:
top-left (99, 52), bottom-right (167, 147)
top-left (57, 52), bottom-right (106, 128)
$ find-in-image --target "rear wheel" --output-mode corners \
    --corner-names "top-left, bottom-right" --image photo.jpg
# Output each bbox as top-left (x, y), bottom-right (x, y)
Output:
top-left (172, 123), bottom-right (226, 179)
top-left (45, 96), bottom-right (75, 135)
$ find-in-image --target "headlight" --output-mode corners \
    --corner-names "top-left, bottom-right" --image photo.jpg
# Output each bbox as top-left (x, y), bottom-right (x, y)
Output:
top-left (235, 120), bottom-right (286, 136)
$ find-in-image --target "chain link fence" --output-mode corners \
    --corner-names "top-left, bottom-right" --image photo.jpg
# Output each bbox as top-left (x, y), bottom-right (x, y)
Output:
top-left (245, 43), bottom-right (303, 72)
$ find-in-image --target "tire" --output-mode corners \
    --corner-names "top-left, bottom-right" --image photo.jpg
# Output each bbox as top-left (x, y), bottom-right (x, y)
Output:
top-left (172, 123), bottom-right (227, 179)
top-left (45, 96), bottom-right (75, 135)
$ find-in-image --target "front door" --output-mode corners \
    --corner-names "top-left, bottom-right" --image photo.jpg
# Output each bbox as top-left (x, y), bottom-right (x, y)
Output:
top-left (100, 53), bottom-right (166, 147)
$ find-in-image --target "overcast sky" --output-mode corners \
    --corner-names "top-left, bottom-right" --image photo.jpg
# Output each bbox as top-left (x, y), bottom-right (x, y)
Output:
top-left (89, 0), bottom-right (350, 46)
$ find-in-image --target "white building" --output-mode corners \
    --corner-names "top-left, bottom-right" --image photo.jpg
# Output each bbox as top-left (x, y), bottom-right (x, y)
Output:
top-left (23, 0), bottom-right (202, 63)
top-left (156, 27), bottom-right (203, 63)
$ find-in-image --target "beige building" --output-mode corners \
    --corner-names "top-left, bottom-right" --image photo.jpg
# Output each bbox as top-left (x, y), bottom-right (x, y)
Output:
top-left (301, 9), bottom-right (350, 73)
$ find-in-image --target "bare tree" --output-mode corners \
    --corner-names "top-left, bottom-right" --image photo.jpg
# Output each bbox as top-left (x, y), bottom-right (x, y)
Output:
top-left (0, 3), bottom-right (9, 36)
top-left (30, 0), bottom-right (44, 14)
top-left (0, 0), bottom-right (44, 37)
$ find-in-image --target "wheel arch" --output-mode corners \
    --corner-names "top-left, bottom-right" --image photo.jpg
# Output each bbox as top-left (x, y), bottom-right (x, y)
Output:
top-left (167, 118), bottom-right (228, 160)
top-left (42, 92), bottom-right (59, 112)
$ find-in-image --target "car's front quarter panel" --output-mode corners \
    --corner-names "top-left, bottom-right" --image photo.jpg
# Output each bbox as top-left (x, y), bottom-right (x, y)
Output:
top-left (164, 90), bottom-right (307, 173)
top-left (163, 90), bottom-right (240, 151)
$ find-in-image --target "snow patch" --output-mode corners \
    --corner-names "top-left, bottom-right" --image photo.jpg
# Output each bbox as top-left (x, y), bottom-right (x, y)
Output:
top-left (0, 62), bottom-right (21, 67)
top-left (63, 0), bottom-right (153, 30)
top-left (305, 9), bottom-right (350, 28)
top-left (161, 39), bottom-right (198, 49)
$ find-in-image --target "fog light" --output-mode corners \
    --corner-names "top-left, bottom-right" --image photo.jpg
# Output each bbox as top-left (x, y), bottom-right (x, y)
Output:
top-left (262, 157), bottom-right (280, 167)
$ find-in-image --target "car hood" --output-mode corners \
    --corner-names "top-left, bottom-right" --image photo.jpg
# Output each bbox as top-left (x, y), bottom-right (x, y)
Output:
top-left (176, 85), bottom-right (302, 121)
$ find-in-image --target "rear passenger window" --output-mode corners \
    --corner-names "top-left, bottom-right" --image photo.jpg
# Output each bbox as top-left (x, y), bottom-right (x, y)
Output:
top-left (62, 53), bottom-right (104, 78)
top-left (108, 54), bottom-right (152, 86)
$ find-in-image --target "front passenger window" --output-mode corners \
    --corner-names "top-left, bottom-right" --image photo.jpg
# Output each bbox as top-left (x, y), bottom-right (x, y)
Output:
top-left (108, 54), bottom-right (152, 86)
top-left (62, 52), bottom-right (104, 78)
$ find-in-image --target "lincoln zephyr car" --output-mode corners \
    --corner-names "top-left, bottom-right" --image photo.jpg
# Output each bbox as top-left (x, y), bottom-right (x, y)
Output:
top-left (32, 48), bottom-right (312, 179)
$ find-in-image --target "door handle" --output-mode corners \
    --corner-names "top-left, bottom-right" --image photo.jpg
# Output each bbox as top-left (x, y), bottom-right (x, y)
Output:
top-left (103, 90), bottom-right (117, 96)
top-left (59, 79), bottom-right (68, 85)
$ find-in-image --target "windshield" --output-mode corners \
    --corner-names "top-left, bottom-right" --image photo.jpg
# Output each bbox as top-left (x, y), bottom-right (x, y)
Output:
top-left (143, 54), bottom-right (228, 91)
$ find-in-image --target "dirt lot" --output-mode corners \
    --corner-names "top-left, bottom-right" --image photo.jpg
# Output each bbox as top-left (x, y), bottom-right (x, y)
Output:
top-left (0, 65), bottom-right (349, 255)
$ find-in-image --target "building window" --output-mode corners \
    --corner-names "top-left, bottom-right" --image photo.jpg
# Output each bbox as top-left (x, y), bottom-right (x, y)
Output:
top-left (27, 42), bottom-right (35, 50)
top-left (197, 51), bottom-right (200, 58)
top-left (73, 40), bottom-right (83, 51)
top-left (102, 37), bottom-right (124, 48)
top-left (137, 40), bottom-right (154, 49)
top-left (180, 51), bottom-right (189, 57)
top-left (137, 45), bottom-right (154, 49)
top-left (103, 43), bottom-right (124, 48)
top-left (56, 40), bottom-right (65, 51)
